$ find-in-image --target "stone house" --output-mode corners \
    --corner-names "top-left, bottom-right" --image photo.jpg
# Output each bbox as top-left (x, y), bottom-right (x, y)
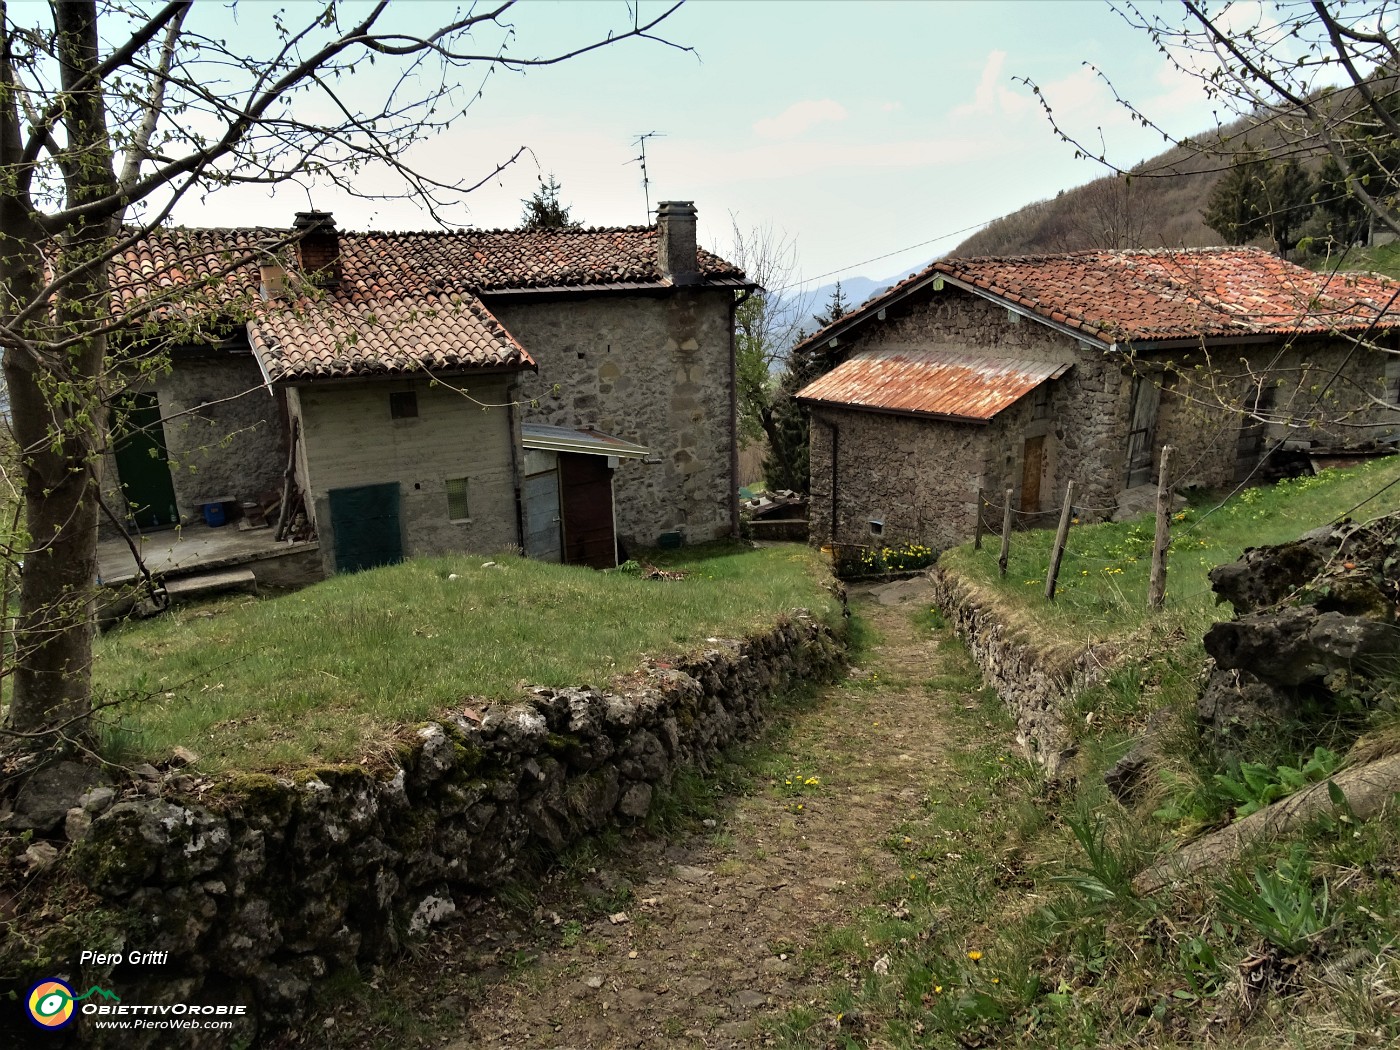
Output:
top-left (105, 202), bottom-right (747, 575)
top-left (795, 248), bottom-right (1400, 552)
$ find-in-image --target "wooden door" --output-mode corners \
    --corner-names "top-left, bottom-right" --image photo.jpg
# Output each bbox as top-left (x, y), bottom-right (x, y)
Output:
top-left (1124, 375), bottom-right (1160, 488)
top-left (112, 391), bottom-right (179, 530)
top-left (523, 469), bottom-right (563, 562)
top-left (328, 482), bottom-right (403, 573)
top-left (1020, 435), bottom-right (1045, 513)
top-left (559, 453), bottom-right (616, 569)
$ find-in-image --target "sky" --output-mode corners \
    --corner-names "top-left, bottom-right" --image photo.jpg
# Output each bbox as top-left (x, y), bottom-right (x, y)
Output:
top-left (169, 0), bottom-right (1231, 294)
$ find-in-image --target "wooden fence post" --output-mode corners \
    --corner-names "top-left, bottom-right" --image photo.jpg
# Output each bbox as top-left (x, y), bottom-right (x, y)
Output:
top-left (1044, 480), bottom-right (1076, 601)
top-left (998, 487), bottom-right (1013, 578)
top-left (973, 488), bottom-right (985, 550)
top-left (1148, 445), bottom-right (1174, 609)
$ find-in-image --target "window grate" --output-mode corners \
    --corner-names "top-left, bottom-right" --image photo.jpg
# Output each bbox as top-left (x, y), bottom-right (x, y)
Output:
top-left (446, 477), bottom-right (469, 521)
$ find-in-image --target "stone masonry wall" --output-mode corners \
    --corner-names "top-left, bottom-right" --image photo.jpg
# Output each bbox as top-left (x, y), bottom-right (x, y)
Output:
top-left (491, 290), bottom-right (736, 548)
top-left (50, 613), bottom-right (844, 1047)
top-left (807, 288), bottom-right (1133, 551)
top-left (928, 566), bottom-right (1110, 775)
top-left (157, 351), bottom-right (286, 521)
top-left (808, 407), bottom-right (988, 550)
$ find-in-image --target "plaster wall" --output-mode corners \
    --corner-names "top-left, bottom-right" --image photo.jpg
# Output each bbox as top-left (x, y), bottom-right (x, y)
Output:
top-left (490, 290), bottom-right (735, 548)
top-left (291, 375), bottom-right (520, 571)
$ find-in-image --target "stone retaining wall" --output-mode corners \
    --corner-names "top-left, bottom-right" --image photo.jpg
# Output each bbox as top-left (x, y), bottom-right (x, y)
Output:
top-left (928, 567), bottom-right (1109, 775)
top-left (49, 612), bottom-right (845, 1047)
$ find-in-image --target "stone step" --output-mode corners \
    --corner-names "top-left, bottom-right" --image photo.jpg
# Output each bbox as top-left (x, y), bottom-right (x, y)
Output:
top-left (161, 568), bottom-right (259, 604)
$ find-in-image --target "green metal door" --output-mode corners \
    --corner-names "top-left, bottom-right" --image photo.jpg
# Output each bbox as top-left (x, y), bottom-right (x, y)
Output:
top-left (328, 482), bottom-right (403, 573)
top-left (112, 392), bottom-right (179, 530)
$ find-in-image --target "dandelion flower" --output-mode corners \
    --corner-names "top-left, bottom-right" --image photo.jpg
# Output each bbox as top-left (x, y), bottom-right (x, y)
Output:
top-left (934, 985), bottom-right (943, 994)
top-left (967, 950), bottom-right (983, 961)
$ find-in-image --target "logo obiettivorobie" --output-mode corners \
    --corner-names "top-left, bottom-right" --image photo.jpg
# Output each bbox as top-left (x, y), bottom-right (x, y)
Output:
top-left (26, 979), bottom-right (120, 1029)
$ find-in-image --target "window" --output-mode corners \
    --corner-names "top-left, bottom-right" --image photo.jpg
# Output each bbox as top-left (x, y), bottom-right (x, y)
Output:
top-left (389, 390), bottom-right (418, 419)
top-left (1385, 354), bottom-right (1400, 405)
top-left (446, 477), bottom-right (469, 521)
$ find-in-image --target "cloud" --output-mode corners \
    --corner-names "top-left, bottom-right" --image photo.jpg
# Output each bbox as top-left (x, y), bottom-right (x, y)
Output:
top-left (952, 51), bottom-right (1035, 121)
top-left (881, 101), bottom-right (902, 113)
top-left (752, 99), bottom-right (848, 139)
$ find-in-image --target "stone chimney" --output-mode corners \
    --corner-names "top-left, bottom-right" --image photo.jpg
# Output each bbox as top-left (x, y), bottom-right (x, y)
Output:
top-left (657, 200), bottom-right (699, 286)
top-left (293, 210), bottom-right (341, 287)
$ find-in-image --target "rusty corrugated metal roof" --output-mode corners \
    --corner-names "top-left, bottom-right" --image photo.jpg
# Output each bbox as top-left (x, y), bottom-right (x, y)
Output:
top-left (795, 349), bottom-right (1071, 423)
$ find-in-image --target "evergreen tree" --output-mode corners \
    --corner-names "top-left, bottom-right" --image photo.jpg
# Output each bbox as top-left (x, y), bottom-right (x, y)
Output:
top-left (1203, 149), bottom-right (1270, 245)
top-left (763, 282), bottom-right (851, 492)
top-left (520, 174), bottom-right (582, 230)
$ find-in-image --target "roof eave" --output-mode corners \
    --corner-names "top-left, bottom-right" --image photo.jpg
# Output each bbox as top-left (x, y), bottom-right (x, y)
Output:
top-left (798, 396), bottom-right (994, 425)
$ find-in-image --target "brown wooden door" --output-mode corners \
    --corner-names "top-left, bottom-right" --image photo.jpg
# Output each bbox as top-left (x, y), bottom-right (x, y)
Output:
top-left (1021, 435), bottom-right (1044, 513)
top-left (1125, 375), bottom-right (1160, 488)
top-left (559, 453), bottom-right (617, 569)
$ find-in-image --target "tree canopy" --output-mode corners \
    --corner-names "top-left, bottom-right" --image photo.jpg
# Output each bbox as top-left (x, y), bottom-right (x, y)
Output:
top-left (520, 174), bottom-right (583, 231)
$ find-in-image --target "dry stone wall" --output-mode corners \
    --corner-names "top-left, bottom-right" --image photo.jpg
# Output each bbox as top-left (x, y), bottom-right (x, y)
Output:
top-left (45, 612), bottom-right (844, 1047)
top-left (928, 566), bottom-right (1109, 775)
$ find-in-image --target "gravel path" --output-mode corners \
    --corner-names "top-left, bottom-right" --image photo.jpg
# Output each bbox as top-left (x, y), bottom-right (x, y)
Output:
top-left (276, 576), bottom-right (972, 1049)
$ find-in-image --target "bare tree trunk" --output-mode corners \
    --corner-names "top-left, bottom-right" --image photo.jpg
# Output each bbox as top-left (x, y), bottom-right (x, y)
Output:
top-left (3, 0), bottom-right (118, 737)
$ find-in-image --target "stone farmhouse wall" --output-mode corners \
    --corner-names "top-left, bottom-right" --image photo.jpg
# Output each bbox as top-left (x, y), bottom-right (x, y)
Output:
top-left (808, 406), bottom-right (990, 551)
top-left (288, 375), bottom-right (522, 573)
top-left (810, 288), bottom-right (1133, 550)
top-left (55, 612), bottom-right (843, 1047)
top-left (492, 288), bottom-right (737, 548)
top-left (810, 286), bottom-right (1400, 554)
top-left (157, 351), bottom-right (286, 520)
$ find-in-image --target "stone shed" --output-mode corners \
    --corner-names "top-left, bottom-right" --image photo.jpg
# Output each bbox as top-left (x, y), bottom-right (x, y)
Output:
top-left (104, 202), bottom-right (749, 576)
top-left (796, 248), bottom-right (1400, 552)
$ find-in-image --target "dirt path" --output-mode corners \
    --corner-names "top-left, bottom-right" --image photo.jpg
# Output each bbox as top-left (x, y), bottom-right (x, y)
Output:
top-left (279, 577), bottom-right (978, 1049)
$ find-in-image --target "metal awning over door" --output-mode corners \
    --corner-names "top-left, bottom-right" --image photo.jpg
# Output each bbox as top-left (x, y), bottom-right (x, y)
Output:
top-left (520, 425), bottom-right (650, 570)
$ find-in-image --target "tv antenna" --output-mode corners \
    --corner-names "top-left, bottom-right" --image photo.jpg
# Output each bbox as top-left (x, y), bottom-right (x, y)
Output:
top-left (628, 131), bottom-right (665, 221)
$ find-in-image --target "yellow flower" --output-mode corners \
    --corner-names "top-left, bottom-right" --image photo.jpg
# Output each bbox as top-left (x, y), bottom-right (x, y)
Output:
top-left (934, 985), bottom-right (943, 994)
top-left (991, 977), bottom-right (1000, 984)
top-left (967, 950), bottom-right (983, 961)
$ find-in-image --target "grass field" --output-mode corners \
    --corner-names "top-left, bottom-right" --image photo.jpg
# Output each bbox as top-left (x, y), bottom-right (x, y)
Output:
top-left (942, 454), bottom-right (1400, 649)
top-left (92, 542), bottom-right (840, 772)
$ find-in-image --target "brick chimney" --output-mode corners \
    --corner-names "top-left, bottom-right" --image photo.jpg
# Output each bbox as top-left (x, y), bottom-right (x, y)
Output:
top-left (293, 210), bottom-right (341, 287)
top-left (657, 200), bottom-right (699, 286)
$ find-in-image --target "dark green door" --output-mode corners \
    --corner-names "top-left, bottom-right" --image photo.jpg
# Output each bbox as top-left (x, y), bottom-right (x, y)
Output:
top-left (328, 483), bottom-right (403, 573)
top-left (112, 392), bottom-right (179, 530)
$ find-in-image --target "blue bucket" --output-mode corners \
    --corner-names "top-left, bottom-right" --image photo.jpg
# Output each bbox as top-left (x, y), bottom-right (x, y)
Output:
top-left (202, 502), bottom-right (226, 527)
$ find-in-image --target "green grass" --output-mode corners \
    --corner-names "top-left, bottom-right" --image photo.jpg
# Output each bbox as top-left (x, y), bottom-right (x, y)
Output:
top-left (92, 542), bottom-right (840, 772)
top-left (943, 455), bottom-right (1400, 648)
top-left (770, 463), bottom-right (1400, 1049)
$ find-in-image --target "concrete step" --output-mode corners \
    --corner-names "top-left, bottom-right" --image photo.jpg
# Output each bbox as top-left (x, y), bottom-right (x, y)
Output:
top-left (161, 568), bottom-right (259, 605)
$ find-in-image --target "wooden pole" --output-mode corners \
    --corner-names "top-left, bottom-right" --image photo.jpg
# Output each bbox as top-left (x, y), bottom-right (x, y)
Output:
top-left (1044, 480), bottom-right (1076, 601)
top-left (998, 487), bottom-right (1013, 578)
top-left (1148, 445), bottom-right (1174, 609)
top-left (973, 488), bottom-right (985, 550)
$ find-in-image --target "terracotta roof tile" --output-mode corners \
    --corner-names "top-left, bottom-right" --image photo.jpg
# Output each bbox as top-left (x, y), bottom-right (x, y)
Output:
top-left (109, 223), bottom-right (744, 381)
top-left (797, 247), bottom-right (1400, 354)
top-left (796, 349), bottom-right (1070, 422)
top-left (249, 294), bottom-right (533, 383)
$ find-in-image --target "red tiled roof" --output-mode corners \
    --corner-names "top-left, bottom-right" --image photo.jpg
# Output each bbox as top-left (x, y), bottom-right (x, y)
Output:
top-left (249, 294), bottom-right (532, 383)
top-left (796, 247), bottom-right (1400, 354)
top-left (796, 349), bottom-right (1071, 422)
top-left (110, 223), bottom-right (744, 380)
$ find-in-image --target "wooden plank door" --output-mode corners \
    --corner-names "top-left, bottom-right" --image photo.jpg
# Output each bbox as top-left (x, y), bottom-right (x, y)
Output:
top-left (1125, 375), bottom-right (1160, 488)
top-left (328, 482), bottom-right (403, 573)
top-left (1021, 435), bottom-right (1045, 513)
top-left (112, 391), bottom-right (179, 530)
top-left (523, 469), bottom-right (563, 562)
top-left (559, 453), bottom-right (616, 569)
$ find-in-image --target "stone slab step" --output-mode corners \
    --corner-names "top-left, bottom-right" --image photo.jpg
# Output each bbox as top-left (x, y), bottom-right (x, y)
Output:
top-left (161, 568), bottom-right (259, 604)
